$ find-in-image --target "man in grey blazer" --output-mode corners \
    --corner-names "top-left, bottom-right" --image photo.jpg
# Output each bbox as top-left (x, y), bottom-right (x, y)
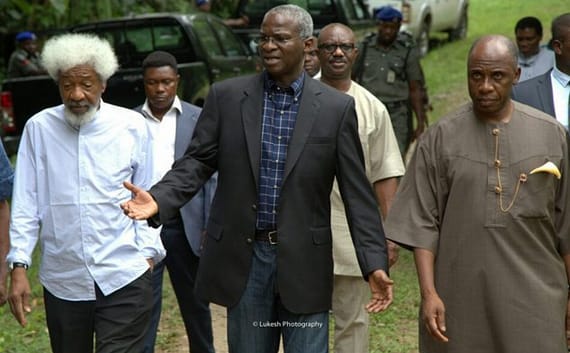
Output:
top-left (122, 5), bottom-right (393, 353)
top-left (136, 51), bottom-right (216, 353)
top-left (512, 13), bottom-right (570, 129)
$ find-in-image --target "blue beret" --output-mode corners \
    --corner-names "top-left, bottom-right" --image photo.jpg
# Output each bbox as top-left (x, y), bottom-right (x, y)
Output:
top-left (15, 31), bottom-right (36, 42)
top-left (374, 6), bottom-right (403, 22)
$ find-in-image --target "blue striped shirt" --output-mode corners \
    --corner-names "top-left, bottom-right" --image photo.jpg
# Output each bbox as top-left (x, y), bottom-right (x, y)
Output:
top-left (256, 71), bottom-right (305, 229)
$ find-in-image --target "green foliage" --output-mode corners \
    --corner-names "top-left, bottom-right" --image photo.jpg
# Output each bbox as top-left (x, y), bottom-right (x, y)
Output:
top-left (1, 1), bottom-right (569, 352)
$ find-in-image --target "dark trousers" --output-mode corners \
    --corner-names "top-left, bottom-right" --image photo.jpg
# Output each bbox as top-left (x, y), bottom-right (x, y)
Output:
top-left (44, 270), bottom-right (152, 353)
top-left (143, 224), bottom-right (215, 353)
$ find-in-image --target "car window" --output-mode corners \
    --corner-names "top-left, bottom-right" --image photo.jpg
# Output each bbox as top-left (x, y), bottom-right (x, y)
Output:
top-left (338, 0), bottom-right (367, 21)
top-left (76, 21), bottom-right (196, 68)
top-left (193, 18), bottom-right (224, 58)
top-left (209, 20), bottom-right (247, 57)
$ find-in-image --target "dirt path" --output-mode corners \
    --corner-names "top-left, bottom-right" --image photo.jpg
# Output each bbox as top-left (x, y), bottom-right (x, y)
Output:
top-left (156, 302), bottom-right (285, 353)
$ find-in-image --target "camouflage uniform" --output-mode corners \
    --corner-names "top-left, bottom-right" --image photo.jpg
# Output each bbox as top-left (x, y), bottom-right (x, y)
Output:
top-left (7, 48), bottom-right (44, 78)
top-left (358, 32), bottom-right (423, 155)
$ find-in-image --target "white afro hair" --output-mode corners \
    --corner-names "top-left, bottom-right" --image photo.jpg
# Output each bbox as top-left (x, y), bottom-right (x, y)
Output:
top-left (41, 33), bottom-right (119, 82)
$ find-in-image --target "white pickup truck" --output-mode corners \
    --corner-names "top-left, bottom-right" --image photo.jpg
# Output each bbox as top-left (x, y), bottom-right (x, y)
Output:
top-left (365, 0), bottom-right (469, 56)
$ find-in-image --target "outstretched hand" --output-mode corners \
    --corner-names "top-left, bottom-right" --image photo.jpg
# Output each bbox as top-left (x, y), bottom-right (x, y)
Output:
top-left (366, 269), bottom-right (394, 313)
top-left (121, 181), bottom-right (159, 220)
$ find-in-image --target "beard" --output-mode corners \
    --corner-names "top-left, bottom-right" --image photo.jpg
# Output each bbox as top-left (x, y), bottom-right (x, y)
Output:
top-left (63, 104), bottom-right (98, 128)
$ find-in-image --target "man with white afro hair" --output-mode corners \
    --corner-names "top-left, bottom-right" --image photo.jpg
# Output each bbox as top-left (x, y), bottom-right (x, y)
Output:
top-left (42, 33), bottom-right (118, 82)
top-left (7, 32), bottom-right (165, 353)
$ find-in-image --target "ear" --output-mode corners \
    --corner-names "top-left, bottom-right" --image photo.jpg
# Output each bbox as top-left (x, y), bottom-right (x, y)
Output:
top-left (552, 39), bottom-right (563, 55)
top-left (512, 66), bottom-right (521, 85)
top-left (304, 36), bottom-right (315, 51)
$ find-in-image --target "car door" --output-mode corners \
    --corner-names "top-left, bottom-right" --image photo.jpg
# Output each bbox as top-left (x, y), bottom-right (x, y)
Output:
top-left (430, 0), bottom-right (456, 30)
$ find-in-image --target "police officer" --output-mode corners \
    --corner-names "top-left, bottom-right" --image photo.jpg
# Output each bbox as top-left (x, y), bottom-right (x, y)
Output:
top-left (358, 6), bottom-right (427, 156)
top-left (7, 31), bottom-right (46, 78)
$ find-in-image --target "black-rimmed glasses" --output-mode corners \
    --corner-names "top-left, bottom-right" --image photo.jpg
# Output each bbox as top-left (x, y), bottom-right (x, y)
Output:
top-left (318, 43), bottom-right (355, 53)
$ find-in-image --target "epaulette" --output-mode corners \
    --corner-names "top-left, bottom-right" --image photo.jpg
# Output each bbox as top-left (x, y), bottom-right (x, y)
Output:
top-left (397, 31), bottom-right (416, 48)
top-left (363, 31), bottom-right (376, 44)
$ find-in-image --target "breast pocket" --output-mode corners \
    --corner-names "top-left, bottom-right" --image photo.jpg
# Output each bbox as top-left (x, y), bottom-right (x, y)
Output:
top-left (513, 156), bottom-right (560, 219)
top-left (389, 56), bottom-right (407, 81)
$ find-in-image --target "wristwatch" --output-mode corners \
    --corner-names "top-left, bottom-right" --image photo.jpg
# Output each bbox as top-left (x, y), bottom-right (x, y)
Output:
top-left (9, 262), bottom-right (29, 271)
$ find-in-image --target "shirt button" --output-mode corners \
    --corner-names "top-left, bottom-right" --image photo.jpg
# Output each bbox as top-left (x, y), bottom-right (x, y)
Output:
top-left (272, 210), bottom-right (277, 214)
top-left (494, 186), bottom-right (502, 194)
top-left (492, 128), bottom-right (500, 136)
top-left (246, 237), bottom-right (253, 244)
top-left (280, 111), bottom-right (284, 114)
top-left (273, 185), bottom-right (278, 189)
top-left (252, 204), bottom-right (257, 211)
top-left (494, 160), bottom-right (501, 168)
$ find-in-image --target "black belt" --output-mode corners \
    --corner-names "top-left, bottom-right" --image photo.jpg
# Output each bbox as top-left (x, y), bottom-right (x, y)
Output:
top-left (384, 100), bottom-right (408, 110)
top-left (255, 229), bottom-right (278, 244)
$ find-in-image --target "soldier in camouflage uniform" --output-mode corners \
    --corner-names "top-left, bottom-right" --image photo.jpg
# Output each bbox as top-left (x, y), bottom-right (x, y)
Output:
top-left (358, 7), bottom-right (427, 156)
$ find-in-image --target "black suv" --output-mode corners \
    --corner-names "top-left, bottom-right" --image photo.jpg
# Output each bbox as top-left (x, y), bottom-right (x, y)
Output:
top-left (1, 12), bottom-right (258, 155)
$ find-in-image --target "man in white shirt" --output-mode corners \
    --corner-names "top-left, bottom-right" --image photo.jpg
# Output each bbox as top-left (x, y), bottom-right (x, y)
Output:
top-left (515, 16), bottom-right (554, 82)
top-left (512, 13), bottom-right (570, 129)
top-left (317, 23), bottom-right (405, 353)
top-left (7, 33), bottom-right (165, 353)
top-left (137, 51), bottom-right (216, 353)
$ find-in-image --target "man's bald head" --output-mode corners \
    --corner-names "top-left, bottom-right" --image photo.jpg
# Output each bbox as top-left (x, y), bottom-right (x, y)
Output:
top-left (467, 35), bottom-right (521, 122)
top-left (318, 23), bottom-right (355, 44)
top-left (468, 35), bottom-right (518, 71)
top-left (317, 22), bottom-right (358, 88)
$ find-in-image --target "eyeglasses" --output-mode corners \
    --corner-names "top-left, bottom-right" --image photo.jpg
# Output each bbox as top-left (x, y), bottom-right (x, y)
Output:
top-left (318, 43), bottom-right (355, 53)
top-left (255, 35), bottom-right (299, 46)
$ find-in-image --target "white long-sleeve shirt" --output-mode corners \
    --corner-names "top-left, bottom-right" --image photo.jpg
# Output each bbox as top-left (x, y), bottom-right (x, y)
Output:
top-left (8, 101), bottom-right (165, 300)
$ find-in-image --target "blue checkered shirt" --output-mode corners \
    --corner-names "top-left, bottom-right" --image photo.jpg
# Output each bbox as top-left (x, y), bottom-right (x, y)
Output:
top-left (256, 71), bottom-right (305, 230)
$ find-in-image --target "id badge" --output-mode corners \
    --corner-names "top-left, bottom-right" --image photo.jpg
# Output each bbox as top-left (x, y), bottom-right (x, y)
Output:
top-left (387, 70), bottom-right (396, 84)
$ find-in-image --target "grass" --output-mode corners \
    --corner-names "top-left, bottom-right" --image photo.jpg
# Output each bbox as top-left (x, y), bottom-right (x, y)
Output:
top-left (1, 0), bottom-right (569, 352)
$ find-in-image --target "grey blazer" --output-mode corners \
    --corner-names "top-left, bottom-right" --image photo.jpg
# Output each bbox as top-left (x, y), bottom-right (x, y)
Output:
top-left (148, 73), bottom-right (389, 313)
top-left (512, 70), bottom-right (556, 117)
top-left (135, 100), bottom-right (217, 256)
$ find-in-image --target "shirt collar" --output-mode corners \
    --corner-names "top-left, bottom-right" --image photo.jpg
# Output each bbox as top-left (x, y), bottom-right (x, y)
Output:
top-left (141, 96), bottom-right (182, 122)
top-left (263, 70), bottom-right (305, 96)
top-left (518, 47), bottom-right (543, 67)
top-left (552, 66), bottom-right (570, 87)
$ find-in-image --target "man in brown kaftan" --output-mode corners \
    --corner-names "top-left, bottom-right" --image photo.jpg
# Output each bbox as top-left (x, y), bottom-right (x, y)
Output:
top-left (385, 35), bottom-right (570, 353)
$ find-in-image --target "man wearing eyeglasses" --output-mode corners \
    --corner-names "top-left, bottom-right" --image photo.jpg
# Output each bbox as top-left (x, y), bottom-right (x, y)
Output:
top-left (358, 6), bottom-right (427, 157)
top-left (121, 4), bottom-right (393, 353)
top-left (317, 23), bottom-right (405, 353)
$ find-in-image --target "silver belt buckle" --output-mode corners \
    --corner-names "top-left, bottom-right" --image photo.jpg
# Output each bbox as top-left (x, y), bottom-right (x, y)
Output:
top-left (268, 230), bottom-right (278, 245)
